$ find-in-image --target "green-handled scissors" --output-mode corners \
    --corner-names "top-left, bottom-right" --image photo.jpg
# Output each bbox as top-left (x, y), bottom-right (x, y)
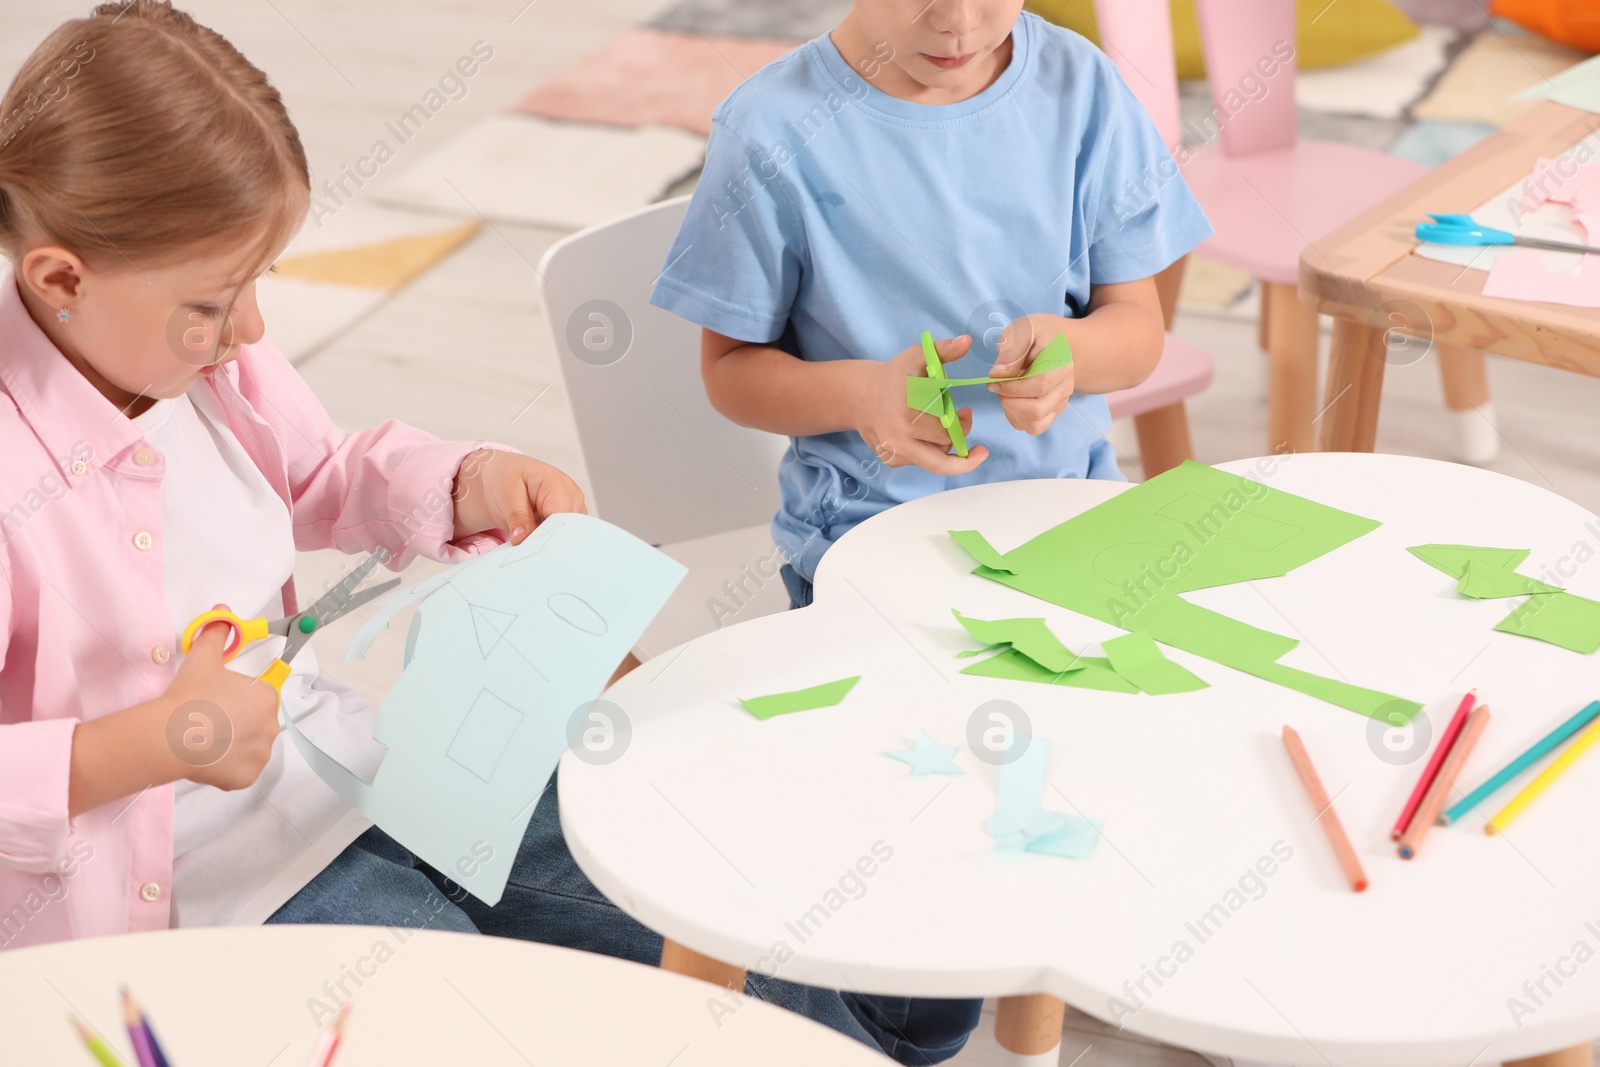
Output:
top-left (179, 550), bottom-right (401, 693)
top-left (918, 330), bottom-right (971, 458)
top-left (1415, 213), bottom-right (1600, 255)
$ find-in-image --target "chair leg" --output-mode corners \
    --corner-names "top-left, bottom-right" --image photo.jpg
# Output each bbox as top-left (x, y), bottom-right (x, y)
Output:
top-left (995, 994), bottom-right (1065, 1067)
top-left (1437, 344), bottom-right (1499, 465)
top-left (1257, 280), bottom-right (1272, 354)
top-left (1153, 255), bottom-right (1187, 332)
top-left (1133, 402), bottom-right (1195, 478)
top-left (1264, 282), bottom-right (1319, 455)
top-left (659, 938), bottom-right (746, 991)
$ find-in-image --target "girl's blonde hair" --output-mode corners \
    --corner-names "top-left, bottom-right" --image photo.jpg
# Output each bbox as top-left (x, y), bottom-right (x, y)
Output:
top-left (0, 1), bottom-right (309, 273)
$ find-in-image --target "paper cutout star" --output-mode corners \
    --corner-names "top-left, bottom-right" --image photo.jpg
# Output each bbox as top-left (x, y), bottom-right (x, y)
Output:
top-left (884, 730), bottom-right (963, 777)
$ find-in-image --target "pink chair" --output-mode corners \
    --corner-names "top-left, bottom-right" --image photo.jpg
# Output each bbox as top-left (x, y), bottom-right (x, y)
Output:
top-left (1105, 333), bottom-right (1214, 477)
top-left (1096, 0), bottom-right (1496, 462)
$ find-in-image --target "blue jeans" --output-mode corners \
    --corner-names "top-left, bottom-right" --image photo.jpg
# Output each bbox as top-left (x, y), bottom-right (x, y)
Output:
top-left (778, 562), bottom-right (984, 1063)
top-left (271, 769), bottom-right (978, 1063)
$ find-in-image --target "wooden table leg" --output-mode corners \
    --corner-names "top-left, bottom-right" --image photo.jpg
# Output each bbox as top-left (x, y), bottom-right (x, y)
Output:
top-left (1265, 282), bottom-right (1319, 455)
top-left (1318, 318), bottom-right (1388, 452)
top-left (1505, 1044), bottom-right (1595, 1067)
top-left (995, 993), bottom-right (1065, 1067)
top-left (1133, 403), bottom-right (1194, 479)
top-left (1437, 343), bottom-right (1499, 465)
top-left (659, 938), bottom-right (746, 992)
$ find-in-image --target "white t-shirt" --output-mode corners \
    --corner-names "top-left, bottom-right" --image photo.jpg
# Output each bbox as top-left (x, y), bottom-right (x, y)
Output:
top-left (132, 385), bottom-right (382, 927)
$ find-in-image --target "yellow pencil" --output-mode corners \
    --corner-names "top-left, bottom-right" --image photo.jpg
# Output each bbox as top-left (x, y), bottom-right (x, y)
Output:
top-left (70, 1015), bottom-right (128, 1067)
top-left (1486, 714), bottom-right (1600, 834)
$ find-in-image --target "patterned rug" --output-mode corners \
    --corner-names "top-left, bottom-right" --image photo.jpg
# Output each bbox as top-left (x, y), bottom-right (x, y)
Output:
top-left (372, 0), bottom-right (1589, 314)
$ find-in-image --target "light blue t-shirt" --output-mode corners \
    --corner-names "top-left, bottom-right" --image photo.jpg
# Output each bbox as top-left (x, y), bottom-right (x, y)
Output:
top-left (650, 13), bottom-right (1213, 581)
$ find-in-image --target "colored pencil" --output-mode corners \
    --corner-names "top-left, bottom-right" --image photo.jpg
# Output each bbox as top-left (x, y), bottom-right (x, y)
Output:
top-left (1391, 690), bottom-right (1474, 840)
top-left (1486, 712), bottom-right (1600, 834)
top-left (120, 989), bottom-right (156, 1067)
top-left (1399, 704), bottom-right (1490, 859)
top-left (306, 1002), bottom-right (350, 1067)
top-left (1281, 726), bottom-right (1368, 892)
top-left (1443, 700), bottom-right (1600, 825)
top-left (121, 988), bottom-right (170, 1067)
top-left (70, 1015), bottom-right (127, 1067)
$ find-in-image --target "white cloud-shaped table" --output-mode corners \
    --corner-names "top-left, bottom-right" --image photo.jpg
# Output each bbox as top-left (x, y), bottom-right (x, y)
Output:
top-left (560, 454), bottom-right (1600, 1067)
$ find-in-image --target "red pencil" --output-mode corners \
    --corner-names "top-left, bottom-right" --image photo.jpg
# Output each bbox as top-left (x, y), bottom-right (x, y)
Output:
top-left (306, 1002), bottom-right (350, 1067)
top-left (1282, 726), bottom-right (1369, 893)
top-left (1391, 691), bottom-right (1475, 840)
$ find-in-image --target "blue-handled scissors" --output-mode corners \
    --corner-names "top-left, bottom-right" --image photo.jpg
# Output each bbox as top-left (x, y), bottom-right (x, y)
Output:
top-left (1415, 213), bottom-right (1600, 255)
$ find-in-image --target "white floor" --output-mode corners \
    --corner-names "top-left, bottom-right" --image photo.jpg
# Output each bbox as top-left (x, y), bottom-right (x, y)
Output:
top-left (6, 2), bottom-right (1600, 1064)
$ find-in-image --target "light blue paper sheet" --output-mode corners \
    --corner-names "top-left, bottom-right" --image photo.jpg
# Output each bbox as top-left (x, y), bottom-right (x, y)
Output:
top-left (284, 514), bottom-right (686, 905)
top-left (983, 736), bottom-right (1102, 859)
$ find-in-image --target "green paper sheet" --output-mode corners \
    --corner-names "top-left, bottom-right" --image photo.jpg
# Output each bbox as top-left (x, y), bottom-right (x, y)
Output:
top-left (739, 675), bottom-right (861, 720)
top-left (1101, 632), bottom-right (1208, 694)
top-left (1457, 560), bottom-right (1563, 600)
top-left (971, 461), bottom-right (1419, 722)
top-left (1407, 544), bottom-right (1531, 581)
top-left (907, 332), bottom-right (1074, 415)
top-left (949, 529), bottom-right (1016, 573)
top-left (952, 610), bottom-right (1083, 673)
top-left (962, 648), bottom-right (1140, 693)
top-left (1495, 593), bottom-right (1600, 655)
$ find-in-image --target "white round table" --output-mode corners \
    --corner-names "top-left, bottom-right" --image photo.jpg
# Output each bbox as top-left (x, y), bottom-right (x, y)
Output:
top-left (561, 454), bottom-right (1600, 1067)
top-left (0, 925), bottom-right (890, 1065)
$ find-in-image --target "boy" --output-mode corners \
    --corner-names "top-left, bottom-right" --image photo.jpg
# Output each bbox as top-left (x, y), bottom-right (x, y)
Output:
top-left (651, 0), bottom-right (1212, 1060)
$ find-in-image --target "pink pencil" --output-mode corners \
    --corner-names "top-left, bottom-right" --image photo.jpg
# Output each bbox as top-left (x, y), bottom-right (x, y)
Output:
top-left (1390, 691), bottom-right (1474, 841)
top-left (306, 1002), bottom-right (350, 1067)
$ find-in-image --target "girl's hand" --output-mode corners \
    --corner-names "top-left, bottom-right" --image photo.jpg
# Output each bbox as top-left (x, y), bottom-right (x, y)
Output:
top-left (856, 335), bottom-right (989, 476)
top-left (451, 449), bottom-right (587, 546)
top-left (989, 313), bottom-right (1077, 436)
top-left (163, 606), bottom-right (283, 791)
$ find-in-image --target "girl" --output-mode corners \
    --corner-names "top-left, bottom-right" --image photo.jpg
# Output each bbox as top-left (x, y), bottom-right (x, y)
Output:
top-left (0, 1), bottom-right (889, 1053)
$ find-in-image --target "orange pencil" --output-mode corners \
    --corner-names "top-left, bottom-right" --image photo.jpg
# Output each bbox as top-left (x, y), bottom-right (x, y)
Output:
top-left (1398, 703), bottom-right (1490, 859)
top-left (1281, 726), bottom-right (1368, 892)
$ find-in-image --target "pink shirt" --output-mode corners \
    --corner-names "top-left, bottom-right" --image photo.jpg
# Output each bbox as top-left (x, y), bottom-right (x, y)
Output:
top-left (0, 268), bottom-right (512, 949)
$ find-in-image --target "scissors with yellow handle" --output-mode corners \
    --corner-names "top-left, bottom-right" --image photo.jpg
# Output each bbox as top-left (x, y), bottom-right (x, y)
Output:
top-left (180, 550), bottom-right (401, 693)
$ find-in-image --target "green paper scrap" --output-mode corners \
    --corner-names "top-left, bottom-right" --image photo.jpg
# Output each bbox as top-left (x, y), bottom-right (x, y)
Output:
top-left (962, 648), bottom-right (1140, 693)
top-left (1101, 632), bottom-right (1208, 695)
top-left (908, 332), bottom-right (1074, 416)
top-left (1407, 544), bottom-right (1531, 581)
top-left (949, 529), bottom-right (1016, 573)
top-left (739, 675), bottom-right (861, 720)
top-left (952, 610), bottom-right (1083, 674)
top-left (1495, 593), bottom-right (1600, 655)
top-left (1457, 560), bottom-right (1563, 600)
top-left (969, 461), bottom-right (1419, 722)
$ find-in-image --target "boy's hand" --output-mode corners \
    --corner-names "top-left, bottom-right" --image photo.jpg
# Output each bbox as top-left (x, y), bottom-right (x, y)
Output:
top-left (164, 606), bottom-right (284, 792)
top-left (857, 335), bottom-right (989, 476)
top-left (989, 313), bottom-right (1077, 436)
top-left (451, 449), bottom-right (586, 545)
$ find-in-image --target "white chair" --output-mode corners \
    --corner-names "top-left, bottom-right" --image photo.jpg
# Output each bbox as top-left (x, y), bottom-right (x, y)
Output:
top-left (538, 197), bottom-right (792, 658)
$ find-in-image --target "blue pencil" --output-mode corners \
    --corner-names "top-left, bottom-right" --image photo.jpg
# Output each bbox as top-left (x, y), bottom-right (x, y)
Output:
top-left (1441, 700), bottom-right (1600, 825)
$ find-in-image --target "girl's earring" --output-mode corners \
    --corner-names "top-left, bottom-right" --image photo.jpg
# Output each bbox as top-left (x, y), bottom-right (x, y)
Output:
top-left (56, 307), bottom-right (71, 323)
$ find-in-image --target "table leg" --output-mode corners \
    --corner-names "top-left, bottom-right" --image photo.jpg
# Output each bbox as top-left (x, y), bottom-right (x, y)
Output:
top-left (995, 993), bottom-right (1065, 1067)
top-left (1437, 344), bottom-right (1499, 465)
top-left (1264, 282), bottom-right (1319, 455)
top-left (659, 938), bottom-right (746, 992)
top-left (1505, 1044), bottom-right (1595, 1067)
top-left (1318, 318), bottom-right (1387, 452)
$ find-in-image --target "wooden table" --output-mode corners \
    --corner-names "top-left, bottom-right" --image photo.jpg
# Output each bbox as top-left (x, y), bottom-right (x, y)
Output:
top-left (564, 454), bottom-right (1600, 1067)
top-left (0, 926), bottom-right (891, 1065)
top-left (1303, 101), bottom-right (1600, 452)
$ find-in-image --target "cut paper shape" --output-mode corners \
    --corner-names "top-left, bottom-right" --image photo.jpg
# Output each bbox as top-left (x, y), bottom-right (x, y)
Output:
top-left (1407, 544), bottom-right (1531, 580)
top-left (1101, 632), bottom-right (1209, 695)
top-left (884, 730), bottom-right (964, 777)
top-left (949, 529), bottom-right (1016, 573)
top-left (1456, 560), bottom-right (1563, 600)
top-left (961, 648), bottom-right (1140, 694)
top-left (288, 513), bottom-right (686, 906)
top-left (907, 332), bottom-right (1074, 416)
top-left (961, 461), bottom-right (1418, 722)
top-left (1517, 53), bottom-right (1600, 115)
top-left (739, 675), bottom-right (860, 720)
top-left (952, 610), bottom-right (1083, 674)
top-left (1495, 593), bottom-right (1600, 655)
top-left (1483, 248), bottom-right (1600, 309)
top-left (984, 735), bottom-right (1101, 859)
top-left (1408, 543), bottom-right (1600, 655)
